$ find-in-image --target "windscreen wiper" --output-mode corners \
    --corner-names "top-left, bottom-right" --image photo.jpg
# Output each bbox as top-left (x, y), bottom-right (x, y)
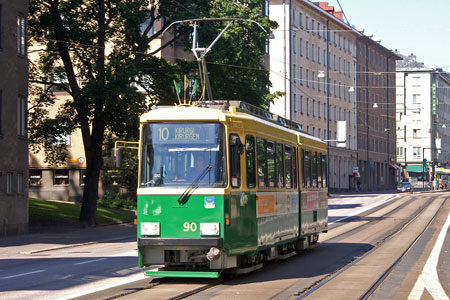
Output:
top-left (177, 164), bottom-right (212, 205)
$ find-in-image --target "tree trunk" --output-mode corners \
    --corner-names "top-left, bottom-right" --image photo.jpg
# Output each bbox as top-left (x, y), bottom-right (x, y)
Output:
top-left (79, 117), bottom-right (105, 227)
top-left (79, 144), bottom-right (103, 227)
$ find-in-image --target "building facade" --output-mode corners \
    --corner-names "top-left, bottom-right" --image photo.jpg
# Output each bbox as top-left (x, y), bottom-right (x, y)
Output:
top-left (356, 37), bottom-right (400, 192)
top-left (0, 0), bottom-right (29, 236)
top-left (269, 0), bottom-right (361, 192)
top-left (396, 54), bottom-right (450, 185)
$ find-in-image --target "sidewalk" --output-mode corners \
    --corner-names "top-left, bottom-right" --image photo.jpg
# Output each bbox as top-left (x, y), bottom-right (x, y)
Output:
top-left (0, 222), bottom-right (137, 258)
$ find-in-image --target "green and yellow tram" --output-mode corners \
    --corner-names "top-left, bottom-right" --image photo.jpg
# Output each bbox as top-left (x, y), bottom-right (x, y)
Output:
top-left (137, 101), bottom-right (327, 278)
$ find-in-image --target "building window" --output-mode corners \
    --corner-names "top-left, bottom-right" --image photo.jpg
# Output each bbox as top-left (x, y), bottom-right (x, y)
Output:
top-left (317, 22), bottom-right (321, 37)
top-left (17, 173), bottom-right (24, 194)
top-left (324, 103), bottom-right (327, 120)
top-left (299, 12), bottom-right (303, 27)
top-left (292, 8), bottom-right (296, 25)
top-left (306, 69), bottom-right (309, 87)
top-left (293, 33), bottom-right (297, 54)
top-left (7, 173), bottom-right (13, 193)
top-left (318, 78), bottom-right (321, 92)
top-left (413, 94), bottom-right (420, 103)
top-left (318, 101), bottom-right (321, 118)
top-left (300, 67), bottom-right (303, 85)
top-left (80, 169), bottom-right (86, 185)
top-left (312, 72), bottom-right (315, 89)
top-left (413, 129), bottom-right (420, 138)
top-left (17, 96), bottom-right (26, 137)
top-left (17, 15), bottom-right (26, 56)
top-left (300, 96), bottom-right (303, 114)
top-left (54, 169), bottom-right (69, 185)
top-left (300, 38), bottom-right (303, 56)
top-left (312, 99), bottom-right (315, 117)
top-left (311, 19), bottom-right (315, 33)
top-left (306, 98), bottom-right (310, 116)
top-left (306, 41), bottom-right (309, 59)
top-left (305, 16), bottom-right (309, 30)
top-left (312, 44), bottom-right (315, 61)
top-left (413, 147), bottom-right (421, 158)
top-left (293, 94), bottom-right (297, 112)
top-left (397, 147), bottom-right (404, 156)
top-left (29, 170), bottom-right (43, 186)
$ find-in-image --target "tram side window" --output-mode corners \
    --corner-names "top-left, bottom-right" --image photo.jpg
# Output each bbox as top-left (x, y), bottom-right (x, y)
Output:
top-left (322, 154), bottom-right (327, 187)
top-left (301, 149), bottom-right (306, 188)
top-left (312, 152), bottom-right (318, 187)
top-left (229, 134), bottom-right (243, 188)
top-left (276, 143), bottom-right (284, 188)
top-left (285, 146), bottom-right (292, 188)
top-left (318, 153), bottom-right (323, 188)
top-left (245, 136), bottom-right (256, 188)
top-left (293, 148), bottom-right (298, 188)
top-left (267, 141), bottom-right (276, 187)
top-left (304, 151), bottom-right (311, 188)
top-left (257, 137), bottom-right (267, 187)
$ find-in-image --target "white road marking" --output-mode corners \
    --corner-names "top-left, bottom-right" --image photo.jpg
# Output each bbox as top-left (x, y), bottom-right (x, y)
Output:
top-left (54, 268), bottom-right (158, 300)
top-left (73, 258), bottom-right (108, 265)
top-left (408, 211), bottom-right (450, 300)
top-left (329, 194), bottom-right (400, 225)
top-left (0, 269), bottom-right (46, 279)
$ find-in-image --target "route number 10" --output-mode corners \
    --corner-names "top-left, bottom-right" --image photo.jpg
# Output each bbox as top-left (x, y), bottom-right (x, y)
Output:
top-left (183, 222), bottom-right (197, 232)
top-left (159, 127), bottom-right (169, 141)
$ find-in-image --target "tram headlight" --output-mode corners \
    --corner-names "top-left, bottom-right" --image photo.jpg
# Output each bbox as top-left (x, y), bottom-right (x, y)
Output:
top-left (200, 223), bottom-right (220, 236)
top-left (141, 222), bottom-right (160, 236)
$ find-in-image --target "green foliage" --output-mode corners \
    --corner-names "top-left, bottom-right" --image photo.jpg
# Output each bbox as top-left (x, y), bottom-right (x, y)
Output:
top-left (98, 188), bottom-right (136, 210)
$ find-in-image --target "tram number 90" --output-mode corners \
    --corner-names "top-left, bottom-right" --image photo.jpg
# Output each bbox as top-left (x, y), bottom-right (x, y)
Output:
top-left (183, 222), bottom-right (197, 232)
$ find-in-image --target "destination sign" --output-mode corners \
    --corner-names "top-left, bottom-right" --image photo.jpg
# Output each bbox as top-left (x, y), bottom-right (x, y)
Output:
top-left (148, 123), bottom-right (222, 145)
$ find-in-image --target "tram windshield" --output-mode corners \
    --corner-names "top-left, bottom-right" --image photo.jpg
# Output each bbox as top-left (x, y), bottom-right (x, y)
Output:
top-left (140, 122), bottom-right (227, 188)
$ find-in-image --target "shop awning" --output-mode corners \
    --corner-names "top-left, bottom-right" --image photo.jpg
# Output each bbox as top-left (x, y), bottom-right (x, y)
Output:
top-left (406, 165), bottom-right (427, 173)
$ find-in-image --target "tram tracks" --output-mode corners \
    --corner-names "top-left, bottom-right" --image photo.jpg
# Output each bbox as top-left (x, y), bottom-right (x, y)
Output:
top-left (294, 194), bottom-right (448, 300)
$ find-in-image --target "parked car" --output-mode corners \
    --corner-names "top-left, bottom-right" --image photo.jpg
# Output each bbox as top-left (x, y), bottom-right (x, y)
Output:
top-left (398, 181), bottom-right (414, 192)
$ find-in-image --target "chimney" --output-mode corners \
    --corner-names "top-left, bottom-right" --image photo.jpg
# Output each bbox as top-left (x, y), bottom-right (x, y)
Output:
top-left (317, 2), bottom-right (343, 21)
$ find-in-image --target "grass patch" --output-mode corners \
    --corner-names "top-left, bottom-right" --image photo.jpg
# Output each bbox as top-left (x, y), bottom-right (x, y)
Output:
top-left (29, 198), bottom-right (135, 225)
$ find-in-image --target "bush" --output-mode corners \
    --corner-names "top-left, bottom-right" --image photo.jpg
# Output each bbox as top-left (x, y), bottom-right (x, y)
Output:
top-left (98, 188), bottom-right (136, 210)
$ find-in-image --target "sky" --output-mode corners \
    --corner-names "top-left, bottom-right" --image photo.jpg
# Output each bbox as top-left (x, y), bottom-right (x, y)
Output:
top-left (326, 0), bottom-right (450, 72)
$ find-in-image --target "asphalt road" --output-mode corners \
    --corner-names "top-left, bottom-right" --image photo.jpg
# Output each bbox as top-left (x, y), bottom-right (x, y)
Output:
top-left (1, 192), bottom-right (449, 300)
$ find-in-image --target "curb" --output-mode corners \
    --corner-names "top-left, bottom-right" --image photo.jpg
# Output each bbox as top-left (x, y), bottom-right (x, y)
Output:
top-left (20, 234), bottom-right (136, 255)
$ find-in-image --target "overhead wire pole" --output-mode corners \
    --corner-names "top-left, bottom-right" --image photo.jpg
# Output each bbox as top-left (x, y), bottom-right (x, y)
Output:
top-left (163, 18), bottom-right (270, 105)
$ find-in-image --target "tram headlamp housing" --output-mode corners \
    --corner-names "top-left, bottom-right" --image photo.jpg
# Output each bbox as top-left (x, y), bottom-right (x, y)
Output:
top-left (200, 223), bottom-right (220, 236)
top-left (141, 222), bottom-right (160, 236)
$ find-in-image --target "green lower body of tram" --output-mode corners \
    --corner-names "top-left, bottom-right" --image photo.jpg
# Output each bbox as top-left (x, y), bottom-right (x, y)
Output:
top-left (137, 190), bottom-right (327, 278)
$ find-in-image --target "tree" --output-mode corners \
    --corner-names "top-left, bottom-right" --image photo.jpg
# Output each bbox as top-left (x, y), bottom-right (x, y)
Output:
top-left (28, 0), bottom-right (276, 226)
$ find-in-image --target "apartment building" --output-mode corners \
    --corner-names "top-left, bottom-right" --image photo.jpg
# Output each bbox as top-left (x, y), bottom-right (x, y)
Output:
top-left (356, 37), bottom-right (401, 192)
top-left (269, 0), bottom-right (358, 191)
top-left (0, 0), bottom-right (29, 236)
top-left (396, 53), bottom-right (450, 184)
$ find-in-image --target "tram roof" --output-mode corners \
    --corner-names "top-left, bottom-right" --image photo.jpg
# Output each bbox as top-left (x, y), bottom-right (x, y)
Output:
top-left (140, 101), bottom-right (324, 144)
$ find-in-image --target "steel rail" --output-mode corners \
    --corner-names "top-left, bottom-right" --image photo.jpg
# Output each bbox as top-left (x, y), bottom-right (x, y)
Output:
top-left (295, 195), bottom-right (445, 299)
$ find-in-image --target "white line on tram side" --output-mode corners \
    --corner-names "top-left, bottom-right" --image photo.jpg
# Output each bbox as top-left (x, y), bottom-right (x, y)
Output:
top-left (73, 258), bottom-right (108, 265)
top-left (408, 211), bottom-right (450, 300)
top-left (0, 269), bottom-right (46, 279)
top-left (328, 194), bottom-right (400, 225)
